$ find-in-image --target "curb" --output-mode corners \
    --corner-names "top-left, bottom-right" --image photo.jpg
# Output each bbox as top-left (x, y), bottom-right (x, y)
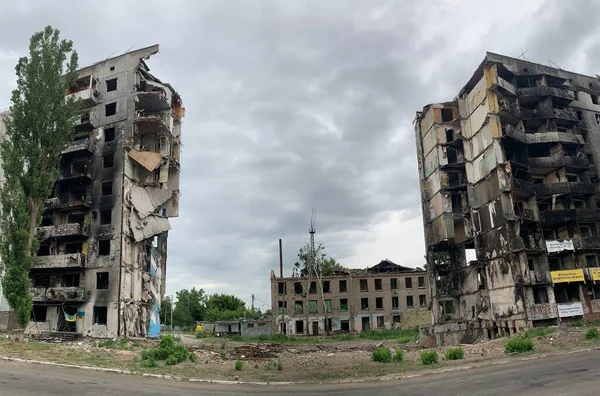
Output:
top-left (1, 346), bottom-right (599, 386)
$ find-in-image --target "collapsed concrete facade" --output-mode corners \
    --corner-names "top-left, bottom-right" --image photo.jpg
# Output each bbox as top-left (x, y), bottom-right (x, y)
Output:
top-left (415, 52), bottom-right (600, 346)
top-left (3, 45), bottom-right (186, 338)
top-left (271, 260), bottom-right (431, 336)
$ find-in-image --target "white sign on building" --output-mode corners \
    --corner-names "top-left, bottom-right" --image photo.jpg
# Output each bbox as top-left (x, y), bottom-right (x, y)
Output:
top-left (557, 302), bottom-right (584, 318)
top-left (545, 240), bottom-right (575, 253)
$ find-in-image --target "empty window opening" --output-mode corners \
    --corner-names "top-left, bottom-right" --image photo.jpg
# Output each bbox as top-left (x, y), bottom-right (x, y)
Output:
top-left (65, 242), bottom-right (83, 254)
top-left (101, 180), bottom-right (113, 196)
top-left (374, 278), bottom-right (382, 290)
top-left (376, 316), bottom-right (385, 328)
top-left (566, 174), bottom-right (579, 182)
top-left (586, 255), bottom-right (598, 268)
top-left (596, 114), bottom-right (600, 125)
top-left (375, 297), bottom-right (383, 310)
top-left (392, 315), bottom-right (400, 324)
top-left (99, 239), bottom-right (111, 256)
top-left (105, 102), bottom-right (117, 116)
top-left (93, 306), bottom-right (108, 325)
top-left (71, 159), bottom-right (88, 176)
top-left (40, 216), bottom-right (53, 226)
top-left (592, 95), bottom-right (599, 105)
top-left (104, 127), bottom-right (115, 142)
top-left (443, 300), bottom-right (456, 314)
top-left (361, 298), bottom-right (369, 310)
top-left (61, 273), bottom-right (79, 287)
top-left (446, 128), bottom-right (455, 142)
top-left (339, 280), bottom-right (347, 292)
top-left (100, 209), bottom-right (112, 225)
top-left (528, 259), bottom-right (536, 271)
top-left (322, 280), bottom-right (330, 293)
top-left (309, 281), bottom-right (317, 294)
top-left (294, 301), bottom-right (303, 314)
top-left (103, 153), bottom-right (114, 168)
top-left (295, 320), bottom-right (304, 333)
top-left (581, 225), bottom-right (596, 238)
top-left (96, 272), bottom-right (109, 289)
top-left (106, 78), bottom-right (118, 92)
top-left (392, 296), bottom-right (399, 309)
top-left (31, 306), bottom-right (47, 322)
top-left (441, 108), bottom-right (454, 122)
top-left (38, 244), bottom-right (51, 256)
top-left (32, 274), bottom-right (50, 288)
top-left (418, 276), bottom-right (425, 288)
top-left (67, 211), bottom-right (85, 224)
top-left (548, 257), bottom-right (561, 271)
top-left (360, 279), bottom-right (368, 292)
top-left (278, 282), bottom-right (286, 295)
top-left (109, 66), bottom-right (115, 71)
top-left (294, 282), bottom-right (303, 294)
top-left (405, 277), bottom-right (413, 289)
top-left (406, 295), bottom-right (414, 308)
top-left (390, 278), bottom-right (398, 290)
top-left (278, 301), bottom-right (287, 313)
top-left (340, 320), bottom-right (350, 332)
top-left (554, 284), bottom-right (580, 304)
top-left (419, 294), bottom-right (427, 307)
top-left (340, 298), bottom-right (348, 311)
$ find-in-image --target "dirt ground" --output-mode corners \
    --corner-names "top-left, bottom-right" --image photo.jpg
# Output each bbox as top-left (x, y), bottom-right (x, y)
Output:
top-left (0, 322), bottom-right (599, 383)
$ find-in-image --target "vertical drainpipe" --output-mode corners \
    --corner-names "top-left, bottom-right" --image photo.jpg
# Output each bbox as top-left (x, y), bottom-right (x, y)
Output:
top-left (279, 239), bottom-right (283, 278)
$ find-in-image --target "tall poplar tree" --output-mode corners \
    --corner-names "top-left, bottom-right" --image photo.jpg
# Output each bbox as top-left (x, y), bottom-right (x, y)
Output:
top-left (0, 26), bottom-right (79, 328)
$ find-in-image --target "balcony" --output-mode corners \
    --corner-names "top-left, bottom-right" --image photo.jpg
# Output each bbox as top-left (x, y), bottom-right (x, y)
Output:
top-left (540, 208), bottom-right (600, 226)
top-left (522, 107), bottom-right (578, 127)
top-left (68, 88), bottom-right (100, 108)
top-left (31, 286), bottom-right (85, 302)
top-left (502, 125), bottom-right (584, 145)
top-left (74, 110), bottom-right (97, 130)
top-left (32, 253), bottom-right (85, 270)
top-left (61, 138), bottom-right (94, 156)
top-left (527, 303), bottom-right (558, 321)
top-left (136, 81), bottom-right (171, 112)
top-left (491, 76), bottom-right (517, 96)
top-left (44, 195), bottom-right (92, 211)
top-left (553, 108), bottom-right (578, 123)
top-left (529, 156), bottom-right (589, 172)
top-left (518, 86), bottom-right (575, 103)
top-left (498, 100), bottom-right (521, 124)
top-left (534, 182), bottom-right (595, 196)
top-left (573, 236), bottom-right (600, 251)
top-left (134, 111), bottom-right (173, 135)
top-left (37, 223), bottom-right (89, 239)
top-left (57, 168), bottom-right (92, 183)
top-left (526, 270), bottom-right (551, 285)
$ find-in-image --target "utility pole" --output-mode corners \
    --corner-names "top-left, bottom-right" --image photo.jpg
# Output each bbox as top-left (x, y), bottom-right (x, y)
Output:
top-left (251, 294), bottom-right (255, 311)
top-left (170, 294), bottom-right (174, 333)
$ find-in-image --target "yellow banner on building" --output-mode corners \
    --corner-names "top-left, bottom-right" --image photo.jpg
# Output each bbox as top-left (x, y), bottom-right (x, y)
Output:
top-left (590, 268), bottom-right (600, 282)
top-left (551, 269), bottom-right (585, 284)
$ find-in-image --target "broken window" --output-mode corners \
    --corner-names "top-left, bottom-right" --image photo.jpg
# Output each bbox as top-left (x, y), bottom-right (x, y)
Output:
top-left (533, 287), bottom-right (549, 304)
top-left (391, 296), bottom-right (399, 309)
top-left (37, 244), bottom-right (50, 256)
top-left (374, 278), bottom-right (382, 290)
top-left (442, 300), bottom-right (456, 314)
top-left (100, 209), bottom-right (112, 225)
top-left (105, 102), bottom-right (117, 116)
top-left (325, 318), bottom-right (332, 332)
top-left (294, 282), bottom-right (303, 294)
top-left (295, 301), bottom-right (303, 314)
top-left (309, 300), bottom-right (317, 313)
top-left (392, 315), bottom-right (400, 324)
top-left (548, 257), bottom-right (562, 271)
top-left (375, 297), bottom-right (383, 310)
top-left (106, 78), bottom-right (118, 92)
top-left (566, 174), bottom-right (579, 182)
top-left (340, 320), bottom-right (350, 332)
top-left (361, 298), bottom-right (369, 310)
top-left (441, 108), bottom-right (454, 122)
top-left (67, 211), bottom-right (85, 224)
top-left (592, 95), bottom-right (599, 105)
top-left (339, 280), bottom-right (347, 292)
top-left (406, 295), bottom-right (414, 308)
top-left (586, 255), bottom-right (598, 268)
top-left (99, 240), bottom-right (110, 256)
top-left (71, 159), bottom-right (88, 176)
top-left (581, 225), bottom-right (596, 237)
top-left (446, 128), bottom-right (455, 142)
top-left (376, 316), bottom-right (385, 328)
top-left (93, 306), bottom-right (108, 325)
top-left (103, 153), bottom-right (114, 168)
top-left (109, 66), bottom-right (115, 71)
top-left (390, 278), bottom-right (397, 290)
top-left (528, 259), bottom-right (536, 271)
top-left (277, 282), bottom-right (286, 295)
top-left (405, 277), bottom-right (413, 289)
top-left (419, 294), bottom-right (427, 307)
top-left (96, 272), bottom-right (109, 289)
top-left (278, 301), bottom-right (287, 313)
top-left (309, 281), bottom-right (317, 294)
top-left (322, 280), bottom-right (330, 293)
top-left (554, 284), bottom-right (580, 304)
top-left (102, 181), bottom-right (113, 196)
top-left (360, 279), bottom-right (368, 292)
top-left (104, 127), bottom-right (115, 142)
top-left (592, 285), bottom-right (600, 300)
top-left (295, 320), bottom-right (304, 333)
top-left (324, 299), bottom-right (332, 313)
top-left (32, 274), bottom-right (50, 288)
top-left (31, 306), bottom-right (47, 322)
top-left (418, 277), bottom-right (425, 288)
top-left (340, 298), bottom-right (348, 311)
top-left (41, 216), bottom-right (52, 227)
top-left (61, 273), bottom-right (80, 287)
top-left (65, 242), bottom-right (82, 254)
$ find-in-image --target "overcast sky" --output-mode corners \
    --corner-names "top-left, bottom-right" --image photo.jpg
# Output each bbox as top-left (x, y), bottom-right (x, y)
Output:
top-left (1, 0), bottom-right (600, 311)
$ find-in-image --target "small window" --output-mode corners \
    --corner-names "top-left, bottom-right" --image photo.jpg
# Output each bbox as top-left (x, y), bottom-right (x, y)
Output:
top-left (31, 306), bottom-right (47, 322)
top-left (104, 127), bottom-right (115, 142)
top-left (392, 296), bottom-right (399, 309)
top-left (324, 299), bottom-right (332, 313)
top-left (309, 281), bottom-right (317, 294)
top-left (586, 255), bottom-right (598, 268)
top-left (278, 301), bottom-right (287, 313)
top-left (294, 282), bottom-right (303, 294)
top-left (390, 278), bottom-right (397, 290)
top-left (361, 298), bottom-right (369, 310)
top-left (246, 323), bottom-right (254, 329)
top-left (339, 280), bottom-right (347, 292)
top-left (418, 277), bottom-right (425, 288)
top-left (375, 297), bottom-right (383, 310)
top-left (340, 320), bottom-right (350, 331)
top-left (596, 114), bottom-right (600, 125)
top-left (419, 294), bottom-right (427, 307)
top-left (93, 306), bottom-right (108, 325)
top-left (376, 316), bottom-right (385, 328)
top-left (392, 315), bottom-right (400, 324)
top-left (406, 295), bottom-right (414, 308)
top-left (592, 285), bottom-right (600, 300)
top-left (102, 180), bottom-right (113, 196)
top-left (295, 320), bottom-right (304, 333)
top-left (592, 95), bottom-right (599, 105)
top-left (441, 108), bottom-right (454, 122)
top-left (100, 209), bottom-right (112, 225)
top-left (109, 66), bottom-right (115, 71)
top-left (278, 282), bottom-right (286, 295)
top-left (103, 153), bottom-right (114, 168)
top-left (528, 259), bottom-right (535, 271)
top-left (309, 300), bottom-right (317, 313)
top-left (295, 301), bottom-right (303, 314)
top-left (533, 287), bottom-right (549, 304)
top-left (105, 102), bottom-right (117, 116)
top-left (96, 272), bottom-right (109, 289)
top-left (573, 91), bottom-right (579, 100)
top-left (106, 78), bottom-right (117, 92)
top-left (374, 279), bottom-right (382, 290)
top-left (340, 298), bottom-right (348, 311)
top-left (98, 239), bottom-right (110, 256)
top-left (405, 277), bottom-right (413, 289)
top-left (360, 279), bottom-right (368, 292)
top-left (322, 280), bottom-right (330, 293)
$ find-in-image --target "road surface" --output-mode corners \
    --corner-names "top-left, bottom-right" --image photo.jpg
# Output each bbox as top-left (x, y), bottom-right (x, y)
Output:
top-left (0, 350), bottom-right (598, 395)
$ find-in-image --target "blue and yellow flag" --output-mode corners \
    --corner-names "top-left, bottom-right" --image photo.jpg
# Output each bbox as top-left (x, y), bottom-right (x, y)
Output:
top-left (64, 312), bottom-right (77, 322)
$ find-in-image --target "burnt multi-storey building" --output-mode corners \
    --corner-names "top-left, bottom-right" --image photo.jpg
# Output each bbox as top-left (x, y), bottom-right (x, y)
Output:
top-left (16, 45), bottom-right (184, 338)
top-left (415, 53), bottom-right (600, 345)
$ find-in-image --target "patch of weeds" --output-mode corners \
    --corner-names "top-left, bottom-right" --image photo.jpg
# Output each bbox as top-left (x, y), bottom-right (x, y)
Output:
top-left (138, 335), bottom-right (189, 366)
top-left (189, 352), bottom-right (198, 362)
top-left (97, 339), bottom-right (118, 348)
top-left (165, 354), bottom-right (178, 366)
top-left (254, 363), bottom-right (259, 369)
top-left (372, 347), bottom-right (392, 363)
top-left (393, 349), bottom-right (404, 362)
top-left (220, 350), bottom-right (227, 360)
top-left (585, 328), bottom-right (599, 340)
top-left (140, 358), bottom-right (158, 368)
top-left (504, 336), bottom-right (534, 353)
top-left (359, 328), bottom-right (419, 342)
top-left (277, 360), bottom-right (283, 371)
top-left (397, 337), bottom-right (412, 344)
top-left (420, 350), bottom-right (438, 365)
top-left (265, 361), bottom-right (278, 370)
top-left (525, 327), bottom-right (555, 340)
top-left (234, 360), bottom-right (244, 371)
top-left (444, 347), bottom-right (464, 361)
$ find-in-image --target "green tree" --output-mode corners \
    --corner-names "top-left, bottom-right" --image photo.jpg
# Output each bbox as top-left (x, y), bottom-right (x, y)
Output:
top-left (0, 26), bottom-right (79, 328)
top-left (205, 293), bottom-right (249, 321)
top-left (294, 242), bottom-right (343, 277)
top-left (172, 288), bottom-right (207, 327)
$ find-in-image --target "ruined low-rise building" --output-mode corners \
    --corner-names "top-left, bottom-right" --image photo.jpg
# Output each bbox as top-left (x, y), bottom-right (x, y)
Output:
top-left (5, 45), bottom-right (185, 338)
top-left (415, 52), bottom-right (600, 346)
top-left (271, 260), bottom-right (431, 336)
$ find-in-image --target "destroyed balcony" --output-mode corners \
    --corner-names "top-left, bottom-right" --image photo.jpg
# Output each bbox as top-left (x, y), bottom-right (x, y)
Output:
top-left (134, 111), bottom-right (173, 135)
top-left (509, 178), bottom-right (535, 197)
top-left (61, 138), bottom-right (94, 156)
top-left (74, 110), bottom-right (97, 131)
top-left (573, 236), bottom-right (600, 251)
top-left (490, 76), bottom-right (517, 97)
top-left (57, 168), bottom-right (92, 183)
top-left (32, 253), bottom-right (85, 270)
top-left (37, 223), bottom-right (89, 240)
top-left (498, 100), bottom-right (521, 125)
top-left (518, 86), bottom-right (575, 103)
top-left (44, 195), bottom-right (92, 212)
top-left (522, 107), bottom-right (578, 127)
top-left (68, 88), bottom-right (100, 108)
top-left (528, 156), bottom-right (589, 172)
top-left (540, 208), bottom-right (600, 226)
top-left (31, 286), bottom-right (85, 302)
top-left (502, 125), bottom-right (584, 146)
top-left (534, 182), bottom-right (595, 196)
top-left (136, 86), bottom-right (171, 112)
top-left (525, 270), bottom-right (552, 285)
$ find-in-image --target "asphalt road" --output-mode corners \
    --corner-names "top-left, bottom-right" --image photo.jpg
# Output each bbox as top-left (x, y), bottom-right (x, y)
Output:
top-left (0, 350), bottom-right (598, 395)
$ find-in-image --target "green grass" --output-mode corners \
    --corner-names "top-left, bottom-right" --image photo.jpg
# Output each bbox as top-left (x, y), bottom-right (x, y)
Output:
top-left (420, 350), bottom-right (438, 365)
top-left (585, 328), bottom-right (599, 340)
top-left (444, 347), bottom-right (464, 361)
top-left (505, 336), bottom-right (534, 353)
top-left (524, 327), bottom-right (555, 340)
top-left (358, 329), bottom-right (419, 341)
top-left (372, 347), bottom-right (392, 363)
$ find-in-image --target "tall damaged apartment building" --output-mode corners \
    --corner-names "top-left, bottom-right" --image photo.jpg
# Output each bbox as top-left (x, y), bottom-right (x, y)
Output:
top-left (415, 53), bottom-right (600, 346)
top-left (0, 45), bottom-right (184, 338)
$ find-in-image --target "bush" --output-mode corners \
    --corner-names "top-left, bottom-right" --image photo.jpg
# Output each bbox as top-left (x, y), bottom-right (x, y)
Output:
top-left (220, 350), bottom-right (227, 360)
top-left (444, 347), bottom-right (464, 361)
top-left (234, 360), bottom-right (243, 371)
top-left (585, 328), bottom-right (599, 340)
top-left (504, 336), bottom-right (534, 353)
top-left (420, 350), bottom-right (438, 365)
top-left (393, 349), bottom-right (404, 362)
top-left (277, 360), bottom-right (283, 371)
top-left (189, 352), bottom-right (198, 362)
top-left (140, 335), bottom-right (190, 365)
top-left (372, 347), bottom-right (392, 363)
top-left (165, 354), bottom-right (178, 366)
top-left (140, 358), bottom-right (158, 368)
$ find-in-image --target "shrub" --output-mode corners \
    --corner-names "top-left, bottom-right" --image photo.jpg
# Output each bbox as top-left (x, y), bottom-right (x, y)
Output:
top-left (372, 347), bottom-right (392, 363)
top-left (444, 347), bottom-right (464, 361)
top-left (393, 349), bottom-right (404, 362)
top-left (165, 354), bottom-right (178, 366)
top-left (220, 350), bottom-right (227, 360)
top-left (420, 350), bottom-right (438, 365)
top-left (585, 328), bottom-right (599, 340)
top-left (234, 360), bottom-right (243, 371)
top-left (189, 352), bottom-right (198, 362)
top-left (140, 335), bottom-right (190, 365)
top-left (504, 336), bottom-right (534, 353)
top-left (140, 349), bottom-right (154, 361)
top-left (277, 360), bottom-right (283, 371)
top-left (140, 358), bottom-right (158, 368)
